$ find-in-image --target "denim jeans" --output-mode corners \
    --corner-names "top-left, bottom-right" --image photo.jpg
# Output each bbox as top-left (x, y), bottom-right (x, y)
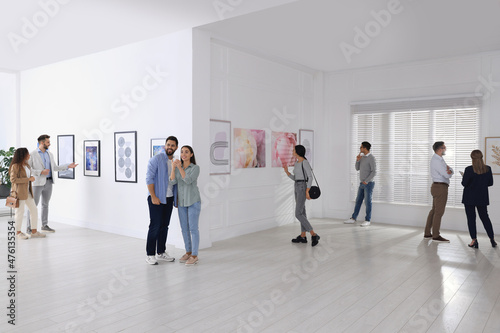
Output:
top-left (178, 201), bottom-right (201, 256)
top-left (352, 182), bottom-right (374, 222)
top-left (146, 196), bottom-right (174, 256)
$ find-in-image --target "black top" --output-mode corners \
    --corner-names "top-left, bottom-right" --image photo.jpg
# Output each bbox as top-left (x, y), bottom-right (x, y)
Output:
top-left (461, 165), bottom-right (494, 206)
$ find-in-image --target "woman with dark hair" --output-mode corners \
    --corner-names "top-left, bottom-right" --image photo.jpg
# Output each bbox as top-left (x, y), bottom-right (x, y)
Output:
top-left (283, 145), bottom-right (320, 246)
top-left (9, 148), bottom-right (46, 240)
top-left (170, 145), bottom-right (201, 265)
top-left (462, 149), bottom-right (496, 248)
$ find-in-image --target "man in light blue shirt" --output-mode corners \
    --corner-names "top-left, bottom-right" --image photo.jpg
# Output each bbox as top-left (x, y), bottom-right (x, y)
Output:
top-left (145, 136), bottom-right (178, 265)
top-left (425, 141), bottom-right (453, 243)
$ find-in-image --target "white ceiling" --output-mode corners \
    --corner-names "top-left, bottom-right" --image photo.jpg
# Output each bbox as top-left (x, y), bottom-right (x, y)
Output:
top-left (200, 0), bottom-right (500, 71)
top-left (1, 0), bottom-right (500, 72)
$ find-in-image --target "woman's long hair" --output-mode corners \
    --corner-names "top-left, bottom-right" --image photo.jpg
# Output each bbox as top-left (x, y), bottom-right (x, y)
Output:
top-left (181, 145), bottom-right (196, 165)
top-left (295, 145), bottom-right (307, 159)
top-left (471, 149), bottom-right (488, 174)
top-left (8, 148), bottom-right (29, 174)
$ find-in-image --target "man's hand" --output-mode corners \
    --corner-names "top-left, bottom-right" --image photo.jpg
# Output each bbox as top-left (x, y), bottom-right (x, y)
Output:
top-left (68, 163), bottom-right (78, 169)
top-left (356, 154), bottom-right (362, 162)
top-left (41, 169), bottom-right (50, 175)
top-left (151, 196), bottom-right (161, 205)
top-left (362, 181), bottom-right (368, 185)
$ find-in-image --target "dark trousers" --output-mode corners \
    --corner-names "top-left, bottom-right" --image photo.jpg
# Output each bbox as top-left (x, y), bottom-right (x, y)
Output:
top-left (146, 196), bottom-right (174, 256)
top-left (464, 204), bottom-right (495, 240)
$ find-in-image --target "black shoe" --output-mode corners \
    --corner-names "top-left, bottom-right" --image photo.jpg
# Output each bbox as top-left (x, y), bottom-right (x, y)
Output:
top-left (26, 227), bottom-right (32, 234)
top-left (41, 225), bottom-right (55, 233)
top-left (291, 235), bottom-right (307, 243)
top-left (468, 239), bottom-right (478, 248)
top-left (491, 239), bottom-right (497, 248)
top-left (311, 234), bottom-right (320, 247)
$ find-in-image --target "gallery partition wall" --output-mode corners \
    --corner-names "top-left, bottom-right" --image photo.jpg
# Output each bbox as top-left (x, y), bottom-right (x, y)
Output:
top-left (350, 95), bottom-right (481, 207)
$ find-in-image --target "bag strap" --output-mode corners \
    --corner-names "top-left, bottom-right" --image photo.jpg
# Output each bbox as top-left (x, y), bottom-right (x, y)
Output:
top-left (301, 161), bottom-right (320, 188)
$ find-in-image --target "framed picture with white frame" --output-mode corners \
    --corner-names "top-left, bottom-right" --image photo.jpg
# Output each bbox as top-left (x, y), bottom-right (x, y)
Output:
top-left (485, 137), bottom-right (500, 175)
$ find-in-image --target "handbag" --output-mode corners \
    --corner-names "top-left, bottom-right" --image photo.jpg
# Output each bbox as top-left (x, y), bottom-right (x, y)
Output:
top-left (302, 162), bottom-right (321, 199)
top-left (5, 191), bottom-right (19, 208)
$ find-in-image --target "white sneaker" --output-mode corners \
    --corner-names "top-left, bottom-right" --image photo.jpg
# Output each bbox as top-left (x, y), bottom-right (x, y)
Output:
top-left (360, 221), bottom-right (371, 227)
top-left (30, 231), bottom-right (46, 238)
top-left (145, 256), bottom-right (158, 265)
top-left (156, 253), bottom-right (175, 262)
top-left (17, 232), bottom-right (29, 240)
top-left (344, 218), bottom-right (355, 224)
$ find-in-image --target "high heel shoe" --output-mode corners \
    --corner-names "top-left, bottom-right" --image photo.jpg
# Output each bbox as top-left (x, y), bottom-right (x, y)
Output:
top-left (491, 239), bottom-right (497, 248)
top-left (468, 239), bottom-right (478, 248)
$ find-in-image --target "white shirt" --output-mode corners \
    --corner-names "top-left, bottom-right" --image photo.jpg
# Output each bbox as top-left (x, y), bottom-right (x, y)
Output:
top-left (430, 153), bottom-right (453, 184)
top-left (166, 158), bottom-right (174, 198)
top-left (24, 165), bottom-right (31, 178)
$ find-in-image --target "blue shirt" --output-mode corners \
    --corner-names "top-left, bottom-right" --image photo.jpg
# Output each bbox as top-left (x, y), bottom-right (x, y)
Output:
top-left (146, 150), bottom-right (177, 205)
top-left (38, 148), bottom-right (52, 178)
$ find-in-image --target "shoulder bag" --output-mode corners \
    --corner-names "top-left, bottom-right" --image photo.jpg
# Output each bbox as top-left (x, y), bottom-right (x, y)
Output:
top-left (301, 162), bottom-right (321, 199)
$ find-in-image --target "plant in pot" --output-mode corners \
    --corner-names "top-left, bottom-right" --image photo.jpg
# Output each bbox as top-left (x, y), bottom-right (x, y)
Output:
top-left (0, 147), bottom-right (16, 198)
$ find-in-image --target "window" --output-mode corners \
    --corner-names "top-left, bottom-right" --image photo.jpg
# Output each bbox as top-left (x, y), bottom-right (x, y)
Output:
top-left (351, 96), bottom-right (480, 207)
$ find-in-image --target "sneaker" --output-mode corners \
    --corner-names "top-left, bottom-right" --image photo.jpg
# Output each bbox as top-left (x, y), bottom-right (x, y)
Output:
top-left (156, 253), bottom-right (175, 262)
top-left (185, 256), bottom-right (198, 266)
top-left (145, 256), bottom-right (158, 265)
top-left (344, 218), bottom-right (355, 224)
top-left (17, 232), bottom-right (29, 240)
top-left (26, 227), bottom-right (32, 234)
top-left (432, 236), bottom-right (450, 243)
top-left (360, 221), bottom-right (371, 227)
top-left (424, 234), bottom-right (433, 239)
top-left (291, 235), bottom-right (307, 243)
top-left (179, 254), bottom-right (191, 263)
top-left (41, 225), bottom-right (55, 232)
top-left (311, 234), bottom-right (320, 247)
top-left (30, 231), bottom-right (46, 238)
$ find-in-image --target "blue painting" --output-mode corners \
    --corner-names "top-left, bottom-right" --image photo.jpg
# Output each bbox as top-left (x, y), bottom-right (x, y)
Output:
top-left (153, 145), bottom-right (163, 156)
top-left (86, 146), bottom-right (98, 171)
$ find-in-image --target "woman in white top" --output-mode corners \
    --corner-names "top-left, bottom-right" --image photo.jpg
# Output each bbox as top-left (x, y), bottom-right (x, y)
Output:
top-left (283, 145), bottom-right (320, 246)
top-left (9, 148), bottom-right (46, 239)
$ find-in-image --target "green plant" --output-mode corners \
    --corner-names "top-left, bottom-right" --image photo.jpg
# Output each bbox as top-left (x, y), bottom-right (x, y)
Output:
top-left (0, 147), bottom-right (16, 188)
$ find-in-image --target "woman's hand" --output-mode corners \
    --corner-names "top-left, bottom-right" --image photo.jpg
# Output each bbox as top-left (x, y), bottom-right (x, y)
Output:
top-left (29, 176), bottom-right (35, 182)
top-left (283, 165), bottom-right (289, 175)
top-left (306, 188), bottom-right (311, 200)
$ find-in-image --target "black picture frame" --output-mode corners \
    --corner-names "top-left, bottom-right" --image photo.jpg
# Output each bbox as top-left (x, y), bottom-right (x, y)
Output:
top-left (57, 134), bottom-right (75, 179)
top-left (84, 140), bottom-right (101, 177)
top-left (114, 131), bottom-right (137, 183)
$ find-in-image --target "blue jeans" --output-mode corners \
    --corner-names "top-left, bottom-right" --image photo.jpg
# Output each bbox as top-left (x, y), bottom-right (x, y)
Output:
top-left (146, 196), bottom-right (174, 256)
top-left (178, 201), bottom-right (201, 256)
top-left (352, 182), bottom-right (374, 222)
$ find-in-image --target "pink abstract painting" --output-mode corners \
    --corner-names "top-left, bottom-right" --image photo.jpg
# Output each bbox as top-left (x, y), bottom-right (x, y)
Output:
top-left (234, 128), bottom-right (266, 168)
top-left (272, 132), bottom-right (297, 167)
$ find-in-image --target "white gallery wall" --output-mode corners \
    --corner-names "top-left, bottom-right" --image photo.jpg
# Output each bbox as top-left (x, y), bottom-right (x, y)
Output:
top-left (18, 29), bottom-right (195, 249)
top-left (0, 72), bottom-right (17, 150)
top-left (323, 52), bottom-right (500, 234)
top-left (203, 37), bottom-right (321, 242)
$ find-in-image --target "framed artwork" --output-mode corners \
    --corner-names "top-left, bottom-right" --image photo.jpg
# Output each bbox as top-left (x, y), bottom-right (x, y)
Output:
top-left (271, 132), bottom-right (297, 167)
top-left (485, 137), bottom-right (500, 175)
top-left (233, 128), bottom-right (266, 168)
top-left (210, 120), bottom-right (231, 175)
top-left (84, 140), bottom-right (100, 177)
top-left (114, 131), bottom-right (137, 183)
top-left (299, 129), bottom-right (314, 168)
top-left (57, 135), bottom-right (75, 179)
top-left (151, 138), bottom-right (166, 158)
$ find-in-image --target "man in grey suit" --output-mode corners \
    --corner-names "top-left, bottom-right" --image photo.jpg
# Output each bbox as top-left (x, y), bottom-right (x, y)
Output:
top-left (27, 134), bottom-right (78, 233)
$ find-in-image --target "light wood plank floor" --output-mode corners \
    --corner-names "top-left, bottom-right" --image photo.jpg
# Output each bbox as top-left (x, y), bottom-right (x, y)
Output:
top-left (1, 218), bottom-right (499, 333)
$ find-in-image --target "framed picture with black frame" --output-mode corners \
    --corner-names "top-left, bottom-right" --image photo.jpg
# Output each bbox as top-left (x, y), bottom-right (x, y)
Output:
top-left (114, 131), bottom-right (137, 183)
top-left (57, 134), bottom-right (75, 179)
top-left (84, 140), bottom-right (101, 177)
top-left (150, 138), bottom-right (166, 158)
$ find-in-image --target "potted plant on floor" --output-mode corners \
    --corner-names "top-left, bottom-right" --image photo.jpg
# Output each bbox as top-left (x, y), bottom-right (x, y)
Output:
top-left (0, 147), bottom-right (16, 198)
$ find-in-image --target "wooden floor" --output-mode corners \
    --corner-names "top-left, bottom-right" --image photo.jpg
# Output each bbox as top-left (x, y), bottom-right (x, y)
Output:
top-left (1, 218), bottom-right (500, 333)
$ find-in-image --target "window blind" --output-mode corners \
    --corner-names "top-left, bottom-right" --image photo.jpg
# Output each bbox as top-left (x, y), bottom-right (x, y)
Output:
top-left (350, 96), bottom-right (480, 207)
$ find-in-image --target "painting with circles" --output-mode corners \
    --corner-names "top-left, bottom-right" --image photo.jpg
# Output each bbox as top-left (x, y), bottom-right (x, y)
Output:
top-left (114, 131), bottom-right (137, 183)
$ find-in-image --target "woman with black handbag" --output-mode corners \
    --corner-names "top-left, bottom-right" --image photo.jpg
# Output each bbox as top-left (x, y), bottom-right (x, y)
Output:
top-left (283, 145), bottom-right (320, 246)
top-left (9, 148), bottom-right (46, 240)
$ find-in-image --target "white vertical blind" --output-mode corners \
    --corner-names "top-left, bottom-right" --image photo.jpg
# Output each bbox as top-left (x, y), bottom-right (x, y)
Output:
top-left (350, 96), bottom-right (480, 207)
